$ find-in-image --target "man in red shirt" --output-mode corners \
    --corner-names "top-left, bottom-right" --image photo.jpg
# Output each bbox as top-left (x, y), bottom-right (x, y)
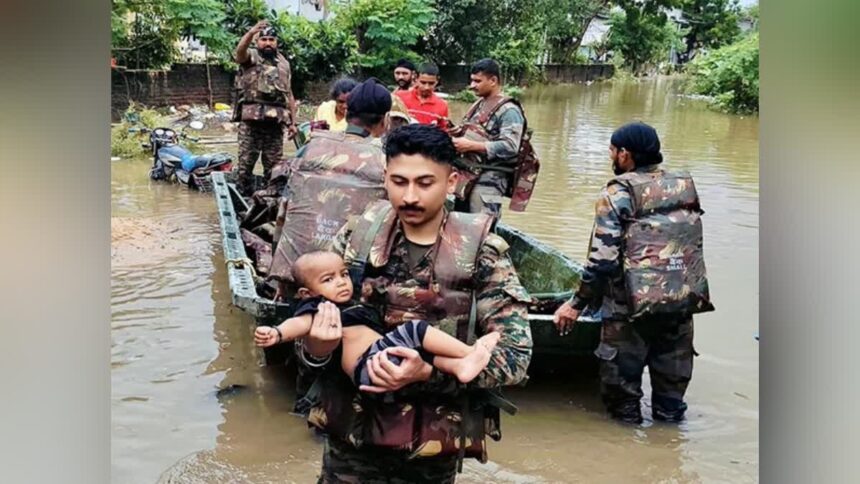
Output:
top-left (394, 63), bottom-right (449, 127)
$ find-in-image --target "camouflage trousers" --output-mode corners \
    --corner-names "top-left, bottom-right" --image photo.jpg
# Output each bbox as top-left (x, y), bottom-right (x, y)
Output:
top-left (237, 120), bottom-right (284, 196)
top-left (318, 437), bottom-right (458, 484)
top-left (595, 316), bottom-right (695, 423)
top-left (454, 170), bottom-right (509, 221)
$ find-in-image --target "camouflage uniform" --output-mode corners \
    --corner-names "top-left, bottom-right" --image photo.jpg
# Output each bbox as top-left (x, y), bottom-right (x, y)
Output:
top-left (234, 48), bottom-right (293, 195)
top-left (456, 98), bottom-right (525, 218)
top-left (319, 438), bottom-right (458, 484)
top-left (570, 164), bottom-right (697, 423)
top-left (306, 203), bottom-right (533, 482)
top-left (237, 121), bottom-right (284, 194)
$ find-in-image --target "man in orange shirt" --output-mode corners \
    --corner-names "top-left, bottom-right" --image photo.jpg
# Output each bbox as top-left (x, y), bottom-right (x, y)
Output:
top-left (394, 63), bottom-right (449, 128)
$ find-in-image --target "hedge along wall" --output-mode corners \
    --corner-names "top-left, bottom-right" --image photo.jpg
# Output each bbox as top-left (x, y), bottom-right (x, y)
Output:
top-left (111, 63), bottom-right (615, 121)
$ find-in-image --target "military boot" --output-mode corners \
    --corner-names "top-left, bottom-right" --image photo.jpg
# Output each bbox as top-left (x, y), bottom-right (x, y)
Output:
top-left (608, 401), bottom-right (643, 424)
top-left (652, 394), bottom-right (688, 422)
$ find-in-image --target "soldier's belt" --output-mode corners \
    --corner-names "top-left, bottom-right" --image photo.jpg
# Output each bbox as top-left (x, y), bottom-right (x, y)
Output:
top-left (240, 103), bottom-right (290, 123)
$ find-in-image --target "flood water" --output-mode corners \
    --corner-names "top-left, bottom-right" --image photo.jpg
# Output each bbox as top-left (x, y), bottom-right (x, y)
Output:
top-left (112, 77), bottom-right (758, 483)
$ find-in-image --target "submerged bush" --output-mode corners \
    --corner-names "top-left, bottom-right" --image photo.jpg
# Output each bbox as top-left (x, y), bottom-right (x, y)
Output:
top-left (686, 33), bottom-right (759, 114)
top-left (111, 104), bottom-right (171, 158)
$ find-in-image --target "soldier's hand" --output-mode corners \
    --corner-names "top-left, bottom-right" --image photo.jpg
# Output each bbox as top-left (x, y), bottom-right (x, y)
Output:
top-left (251, 20), bottom-right (270, 34)
top-left (309, 302), bottom-right (343, 343)
top-left (452, 137), bottom-right (471, 153)
top-left (254, 326), bottom-right (279, 347)
top-left (286, 124), bottom-right (298, 140)
top-left (360, 347), bottom-right (430, 393)
top-left (553, 301), bottom-right (580, 336)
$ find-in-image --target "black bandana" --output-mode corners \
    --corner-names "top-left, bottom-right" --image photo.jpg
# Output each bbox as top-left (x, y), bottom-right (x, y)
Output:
top-left (610, 122), bottom-right (663, 166)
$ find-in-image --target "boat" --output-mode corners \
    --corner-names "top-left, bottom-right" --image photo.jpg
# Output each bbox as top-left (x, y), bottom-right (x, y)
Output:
top-left (212, 172), bottom-right (600, 369)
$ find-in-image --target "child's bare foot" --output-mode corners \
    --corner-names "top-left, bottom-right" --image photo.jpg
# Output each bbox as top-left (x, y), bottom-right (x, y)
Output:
top-left (476, 331), bottom-right (501, 352)
top-left (452, 332), bottom-right (501, 384)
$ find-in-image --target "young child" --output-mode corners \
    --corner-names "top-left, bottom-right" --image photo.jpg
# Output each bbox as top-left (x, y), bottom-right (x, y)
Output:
top-left (255, 250), bottom-right (500, 386)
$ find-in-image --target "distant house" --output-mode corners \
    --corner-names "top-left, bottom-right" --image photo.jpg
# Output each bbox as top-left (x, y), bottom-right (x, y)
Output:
top-left (264, 0), bottom-right (330, 21)
top-left (579, 13), bottom-right (611, 62)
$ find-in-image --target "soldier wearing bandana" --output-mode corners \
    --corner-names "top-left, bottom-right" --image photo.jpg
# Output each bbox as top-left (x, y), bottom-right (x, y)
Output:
top-left (233, 20), bottom-right (297, 196)
top-left (554, 122), bottom-right (714, 424)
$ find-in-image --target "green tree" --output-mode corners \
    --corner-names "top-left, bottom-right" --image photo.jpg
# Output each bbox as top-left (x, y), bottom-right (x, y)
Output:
top-left (679, 0), bottom-right (741, 61)
top-left (421, 0), bottom-right (495, 65)
top-left (112, 0), bottom-right (233, 68)
top-left (686, 32), bottom-right (758, 113)
top-left (272, 11), bottom-right (359, 96)
top-left (606, 5), bottom-right (685, 74)
top-left (333, 0), bottom-right (436, 78)
top-left (167, 0), bottom-right (233, 61)
top-left (541, 0), bottom-right (611, 64)
top-left (112, 0), bottom-right (177, 69)
top-left (420, 0), bottom-right (546, 81)
top-left (221, 0), bottom-right (277, 42)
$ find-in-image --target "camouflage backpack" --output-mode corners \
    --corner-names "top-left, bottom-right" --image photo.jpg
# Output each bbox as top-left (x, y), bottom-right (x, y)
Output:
top-left (268, 131), bottom-right (387, 285)
top-left (613, 169), bottom-right (715, 319)
top-left (450, 97), bottom-right (540, 212)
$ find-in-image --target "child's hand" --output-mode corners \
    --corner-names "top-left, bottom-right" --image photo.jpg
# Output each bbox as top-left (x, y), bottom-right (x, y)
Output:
top-left (254, 326), bottom-right (280, 347)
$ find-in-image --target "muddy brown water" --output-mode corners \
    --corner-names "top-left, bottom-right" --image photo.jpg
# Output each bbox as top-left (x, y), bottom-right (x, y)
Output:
top-left (112, 77), bottom-right (758, 483)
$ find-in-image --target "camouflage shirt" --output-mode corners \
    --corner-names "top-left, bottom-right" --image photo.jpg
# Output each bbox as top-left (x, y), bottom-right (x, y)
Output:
top-left (237, 48), bottom-right (292, 106)
top-left (464, 98), bottom-right (525, 166)
top-left (332, 217), bottom-right (533, 390)
top-left (568, 166), bottom-right (665, 320)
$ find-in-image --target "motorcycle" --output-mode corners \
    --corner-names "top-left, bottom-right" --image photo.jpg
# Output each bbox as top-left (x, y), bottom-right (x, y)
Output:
top-left (133, 123), bottom-right (233, 191)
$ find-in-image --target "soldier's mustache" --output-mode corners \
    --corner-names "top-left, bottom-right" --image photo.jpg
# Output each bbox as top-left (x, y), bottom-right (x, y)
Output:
top-left (398, 204), bottom-right (424, 213)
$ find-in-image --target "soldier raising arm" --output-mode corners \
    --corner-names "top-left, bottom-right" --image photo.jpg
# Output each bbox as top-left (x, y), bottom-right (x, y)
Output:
top-left (232, 20), bottom-right (297, 195)
top-left (234, 20), bottom-right (268, 65)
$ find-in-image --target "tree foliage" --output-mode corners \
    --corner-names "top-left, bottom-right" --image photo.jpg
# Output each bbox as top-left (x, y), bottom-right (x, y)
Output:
top-left (541, 0), bottom-right (611, 64)
top-left (686, 32), bottom-right (758, 114)
top-left (420, 0), bottom-right (593, 80)
top-left (332, 0), bottom-right (435, 78)
top-left (111, 0), bottom-right (753, 87)
top-left (607, 5), bottom-right (685, 74)
top-left (679, 0), bottom-right (741, 60)
top-left (272, 12), bottom-right (359, 96)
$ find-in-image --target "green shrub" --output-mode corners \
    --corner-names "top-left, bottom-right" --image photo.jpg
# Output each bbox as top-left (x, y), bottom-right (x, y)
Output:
top-left (273, 12), bottom-right (359, 96)
top-left (333, 0), bottom-right (435, 79)
top-left (111, 104), bottom-right (171, 158)
top-left (686, 33), bottom-right (758, 114)
top-left (503, 86), bottom-right (525, 101)
top-left (448, 89), bottom-right (478, 103)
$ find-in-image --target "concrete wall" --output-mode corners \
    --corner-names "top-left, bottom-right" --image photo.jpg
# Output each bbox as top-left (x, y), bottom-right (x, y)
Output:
top-left (111, 63), bottom-right (614, 120)
top-left (111, 64), bottom-right (235, 120)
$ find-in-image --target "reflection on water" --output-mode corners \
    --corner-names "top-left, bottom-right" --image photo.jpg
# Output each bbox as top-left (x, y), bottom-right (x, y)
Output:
top-left (112, 78), bottom-right (758, 483)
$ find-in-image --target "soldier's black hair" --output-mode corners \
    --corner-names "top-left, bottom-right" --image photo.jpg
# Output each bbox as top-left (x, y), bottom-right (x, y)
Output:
top-left (383, 124), bottom-right (456, 167)
top-left (330, 77), bottom-right (358, 99)
top-left (418, 63), bottom-right (440, 77)
top-left (470, 58), bottom-right (501, 83)
top-left (395, 58), bottom-right (416, 72)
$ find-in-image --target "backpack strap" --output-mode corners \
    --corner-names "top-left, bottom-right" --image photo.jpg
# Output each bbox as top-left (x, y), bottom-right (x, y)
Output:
top-left (346, 202), bottom-right (393, 288)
